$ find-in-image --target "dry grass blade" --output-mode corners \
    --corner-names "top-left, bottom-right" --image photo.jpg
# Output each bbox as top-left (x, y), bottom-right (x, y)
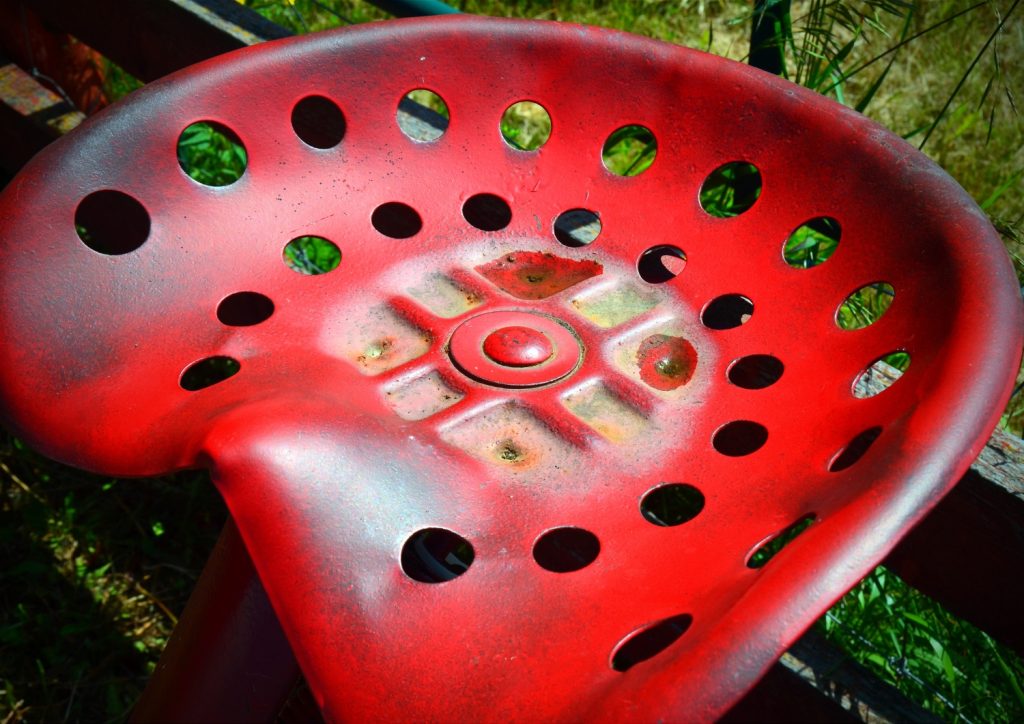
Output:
top-left (919, 0), bottom-right (1022, 150)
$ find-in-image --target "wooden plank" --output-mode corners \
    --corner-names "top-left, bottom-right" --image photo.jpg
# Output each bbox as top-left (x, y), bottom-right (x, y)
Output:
top-left (24, 0), bottom-right (290, 82)
top-left (966, 418), bottom-right (1024, 501)
top-left (884, 453), bottom-right (1024, 656)
top-left (0, 0), bottom-right (110, 114)
top-left (21, 0), bottom-right (447, 138)
top-left (726, 628), bottom-right (939, 723)
top-left (857, 363), bottom-right (1024, 656)
top-left (782, 629), bottom-right (943, 724)
top-left (723, 662), bottom-right (859, 723)
top-left (0, 56), bottom-right (84, 173)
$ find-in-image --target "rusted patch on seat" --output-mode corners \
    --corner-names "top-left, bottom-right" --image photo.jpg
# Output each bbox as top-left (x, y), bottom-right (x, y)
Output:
top-left (636, 334), bottom-right (697, 391)
top-left (475, 251), bottom-right (602, 300)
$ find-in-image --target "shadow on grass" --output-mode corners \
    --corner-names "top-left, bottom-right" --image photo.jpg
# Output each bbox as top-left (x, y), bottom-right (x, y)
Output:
top-left (0, 430), bottom-right (226, 721)
top-left (0, 528), bottom-right (148, 719)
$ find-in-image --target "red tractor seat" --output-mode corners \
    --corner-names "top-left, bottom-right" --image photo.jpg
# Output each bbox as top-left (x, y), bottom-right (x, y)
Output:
top-left (0, 15), bottom-right (1020, 721)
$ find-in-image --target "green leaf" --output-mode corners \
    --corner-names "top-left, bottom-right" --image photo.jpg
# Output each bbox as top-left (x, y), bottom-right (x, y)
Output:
top-left (981, 168), bottom-right (1024, 210)
top-left (902, 612), bottom-right (930, 627)
top-left (941, 649), bottom-right (957, 691)
top-left (855, 62), bottom-right (892, 112)
top-left (986, 636), bottom-right (1024, 709)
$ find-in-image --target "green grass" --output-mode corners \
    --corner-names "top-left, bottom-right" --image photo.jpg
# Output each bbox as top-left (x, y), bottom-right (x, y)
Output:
top-left (746, 514), bottom-right (816, 568)
top-left (0, 434), bottom-right (223, 721)
top-left (2, 1), bottom-right (1023, 721)
top-left (837, 281), bottom-right (896, 330)
top-left (821, 566), bottom-right (1024, 722)
top-left (176, 122), bottom-right (248, 187)
top-left (601, 125), bottom-right (658, 176)
top-left (500, 100), bottom-right (552, 151)
top-left (283, 235), bottom-right (343, 275)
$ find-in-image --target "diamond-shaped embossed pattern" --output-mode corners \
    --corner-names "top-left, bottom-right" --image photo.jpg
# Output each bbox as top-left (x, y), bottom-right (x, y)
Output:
top-left (367, 245), bottom-right (699, 472)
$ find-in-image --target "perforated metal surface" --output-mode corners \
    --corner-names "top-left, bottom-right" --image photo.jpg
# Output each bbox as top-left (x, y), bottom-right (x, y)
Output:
top-left (0, 16), bottom-right (1020, 722)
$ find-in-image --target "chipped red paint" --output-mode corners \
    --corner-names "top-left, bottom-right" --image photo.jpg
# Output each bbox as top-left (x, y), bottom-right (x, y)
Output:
top-left (0, 15), bottom-right (1021, 723)
top-left (475, 251), bottom-right (603, 300)
top-left (636, 334), bottom-right (698, 391)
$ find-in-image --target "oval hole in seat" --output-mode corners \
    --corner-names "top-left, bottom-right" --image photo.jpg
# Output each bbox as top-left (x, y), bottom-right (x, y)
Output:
top-left (611, 614), bottom-right (693, 672)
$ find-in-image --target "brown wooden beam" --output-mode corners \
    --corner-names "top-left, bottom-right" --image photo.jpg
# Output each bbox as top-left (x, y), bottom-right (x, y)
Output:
top-left (0, 0), bottom-right (289, 174)
top-left (13, 0), bottom-right (447, 149)
top-left (0, 0), bottom-right (109, 114)
top-left (0, 55), bottom-right (83, 173)
top-left (783, 629), bottom-right (943, 723)
top-left (884, 432), bottom-right (1024, 656)
top-left (725, 626), bottom-right (941, 723)
top-left (724, 662), bottom-right (859, 723)
top-left (23, 0), bottom-right (290, 82)
top-left (855, 364), bottom-right (1024, 657)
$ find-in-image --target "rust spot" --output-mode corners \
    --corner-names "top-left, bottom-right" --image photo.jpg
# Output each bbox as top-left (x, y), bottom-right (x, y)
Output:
top-left (329, 305), bottom-right (431, 376)
top-left (494, 438), bottom-right (526, 464)
top-left (637, 334), bottom-right (697, 391)
top-left (440, 402), bottom-right (580, 474)
top-left (475, 251), bottom-right (602, 300)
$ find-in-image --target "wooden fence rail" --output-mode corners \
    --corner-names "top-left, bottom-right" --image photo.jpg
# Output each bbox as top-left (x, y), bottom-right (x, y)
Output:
top-left (1, 1), bottom-right (1021, 721)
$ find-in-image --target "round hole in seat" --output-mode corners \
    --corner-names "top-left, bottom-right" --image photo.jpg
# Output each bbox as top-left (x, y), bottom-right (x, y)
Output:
top-left (292, 95), bottom-right (346, 149)
top-left (829, 427), bottom-right (883, 472)
top-left (713, 420), bottom-right (768, 456)
top-left (602, 124), bottom-right (656, 176)
top-left (853, 351), bottom-right (910, 398)
top-left (637, 245), bottom-right (686, 283)
top-left (177, 121), bottom-right (247, 187)
top-left (401, 528), bottom-right (474, 583)
top-left (398, 89), bottom-right (450, 143)
top-left (746, 514), bottom-right (816, 569)
top-left (727, 355), bottom-right (784, 389)
top-left (699, 162), bottom-right (761, 217)
top-left (500, 100), bottom-right (551, 150)
top-left (610, 614), bottom-right (693, 672)
top-left (701, 294), bottom-right (753, 330)
top-left (533, 527), bottom-right (600, 573)
top-left (217, 292), bottom-right (274, 326)
top-left (283, 235), bottom-right (341, 275)
top-left (837, 282), bottom-right (895, 330)
top-left (463, 193), bottom-right (512, 231)
top-left (554, 208), bottom-right (601, 247)
top-left (75, 190), bottom-right (150, 255)
top-left (640, 483), bottom-right (704, 527)
top-left (783, 217), bottom-right (841, 268)
top-left (180, 356), bottom-right (240, 391)
top-left (372, 202), bottom-right (422, 238)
